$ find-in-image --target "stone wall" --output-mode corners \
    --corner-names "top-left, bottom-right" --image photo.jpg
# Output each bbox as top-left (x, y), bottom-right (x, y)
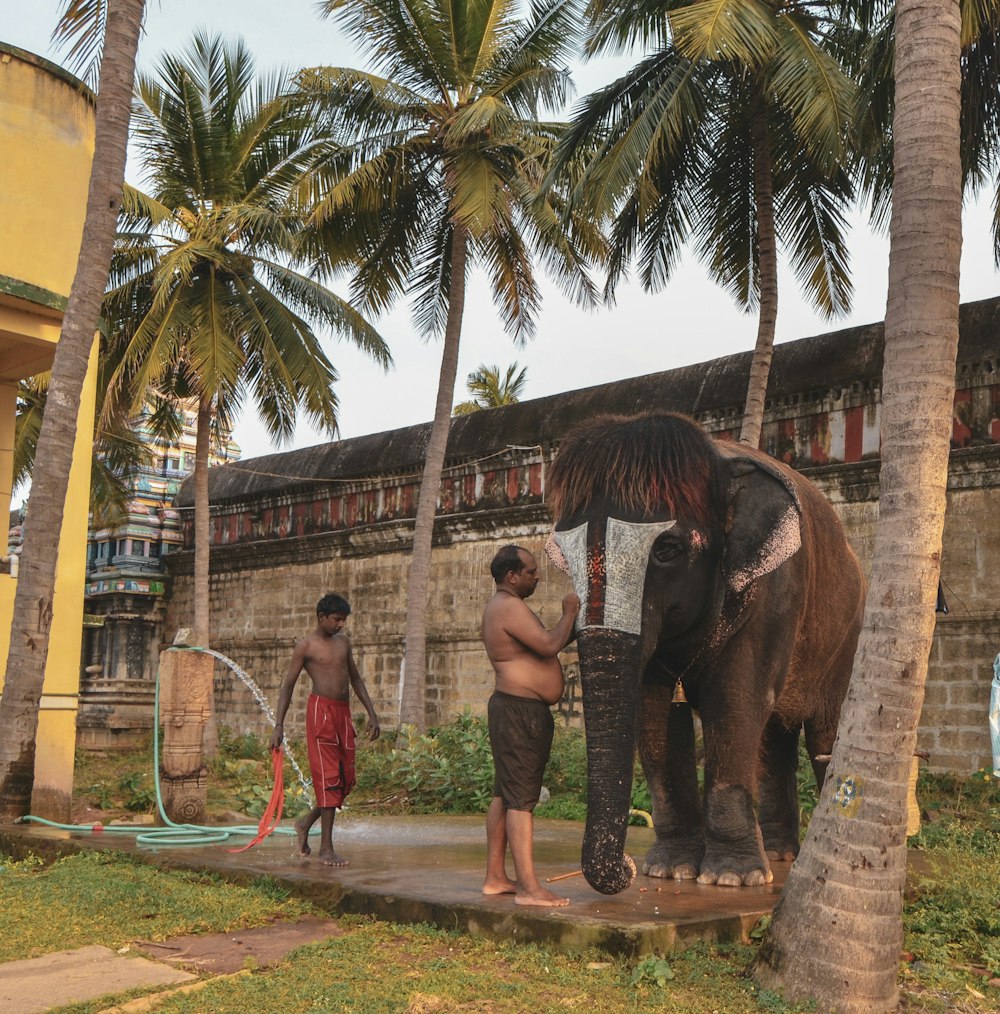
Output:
top-left (166, 298), bottom-right (1000, 773)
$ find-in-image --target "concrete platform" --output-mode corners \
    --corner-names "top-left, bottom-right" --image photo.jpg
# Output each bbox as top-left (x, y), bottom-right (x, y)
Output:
top-left (0, 814), bottom-right (788, 956)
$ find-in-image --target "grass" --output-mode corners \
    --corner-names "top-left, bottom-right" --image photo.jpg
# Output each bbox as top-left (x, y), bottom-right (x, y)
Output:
top-left (0, 850), bottom-right (312, 962)
top-left (108, 927), bottom-right (815, 1014)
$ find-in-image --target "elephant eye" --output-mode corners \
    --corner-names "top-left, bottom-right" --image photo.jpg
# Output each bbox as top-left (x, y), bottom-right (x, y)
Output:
top-left (651, 537), bottom-right (685, 566)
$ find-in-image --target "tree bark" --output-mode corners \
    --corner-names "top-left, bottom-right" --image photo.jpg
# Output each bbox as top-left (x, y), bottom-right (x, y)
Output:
top-left (192, 395), bottom-right (219, 756)
top-left (0, 0), bottom-right (146, 819)
top-left (740, 89), bottom-right (778, 450)
top-left (754, 2), bottom-right (963, 1010)
top-left (193, 396), bottom-right (212, 649)
top-left (399, 226), bottom-right (468, 731)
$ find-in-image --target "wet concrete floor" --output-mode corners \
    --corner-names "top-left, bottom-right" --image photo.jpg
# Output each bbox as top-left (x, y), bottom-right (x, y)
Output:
top-left (0, 814), bottom-right (788, 957)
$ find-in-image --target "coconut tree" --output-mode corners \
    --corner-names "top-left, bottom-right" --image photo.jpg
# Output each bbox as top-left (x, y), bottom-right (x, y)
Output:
top-left (754, 0), bottom-right (964, 1009)
top-left (553, 0), bottom-right (858, 448)
top-left (103, 32), bottom-right (390, 649)
top-left (303, 0), bottom-right (602, 730)
top-left (0, 0), bottom-right (145, 819)
top-left (453, 362), bottom-right (528, 414)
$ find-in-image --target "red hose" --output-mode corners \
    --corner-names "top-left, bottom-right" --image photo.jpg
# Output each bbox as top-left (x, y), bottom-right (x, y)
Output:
top-left (227, 748), bottom-right (285, 853)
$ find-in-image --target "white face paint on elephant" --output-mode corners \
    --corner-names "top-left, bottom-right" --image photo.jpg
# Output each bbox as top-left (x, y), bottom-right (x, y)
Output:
top-left (549, 519), bottom-right (677, 635)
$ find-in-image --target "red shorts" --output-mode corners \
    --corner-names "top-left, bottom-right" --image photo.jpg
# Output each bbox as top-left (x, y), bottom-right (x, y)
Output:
top-left (306, 695), bottom-right (356, 808)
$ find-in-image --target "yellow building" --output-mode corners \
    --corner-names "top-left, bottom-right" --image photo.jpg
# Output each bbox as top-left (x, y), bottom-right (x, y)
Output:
top-left (0, 42), bottom-right (99, 819)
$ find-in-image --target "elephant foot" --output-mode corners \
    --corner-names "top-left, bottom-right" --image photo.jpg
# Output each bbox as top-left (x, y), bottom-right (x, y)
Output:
top-left (645, 860), bottom-right (699, 881)
top-left (642, 837), bottom-right (704, 881)
top-left (760, 822), bottom-right (800, 862)
top-left (696, 865), bottom-right (773, 887)
top-left (697, 845), bottom-right (773, 887)
top-left (764, 840), bottom-right (799, 862)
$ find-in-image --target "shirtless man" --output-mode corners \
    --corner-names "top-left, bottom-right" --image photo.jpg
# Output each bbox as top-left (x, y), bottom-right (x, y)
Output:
top-left (481, 544), bottom-right (580, 907)
top-left (270, 593), bottom-right (380, 866)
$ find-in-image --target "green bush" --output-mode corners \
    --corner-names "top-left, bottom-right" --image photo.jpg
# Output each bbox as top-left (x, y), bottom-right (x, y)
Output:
top-left (217, 726), bottom-right (268, 760)
top-left (544, 725), bottom-right (589, 796)
top-left (535, 796), bottom-right (587, 821)
top-left (393, 710), bottom-right (495, 813)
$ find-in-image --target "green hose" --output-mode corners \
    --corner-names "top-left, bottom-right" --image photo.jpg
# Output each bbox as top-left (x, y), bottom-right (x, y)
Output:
top-left (20, 646), bottom-right (301, 848)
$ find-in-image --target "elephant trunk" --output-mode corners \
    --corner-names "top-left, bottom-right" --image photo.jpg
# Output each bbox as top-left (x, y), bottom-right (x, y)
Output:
top-left (578, 627), bottom-right (643, 894)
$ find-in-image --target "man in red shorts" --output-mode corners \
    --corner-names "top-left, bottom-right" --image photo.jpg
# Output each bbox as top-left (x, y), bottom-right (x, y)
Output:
top-left (270, 593), bottom-right (380, 865)
top-left (481, 545), bottom-right (579, 906)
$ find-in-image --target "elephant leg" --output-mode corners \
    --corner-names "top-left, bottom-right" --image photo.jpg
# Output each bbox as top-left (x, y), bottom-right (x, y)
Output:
top-left (804, 710), bottom-right (840, 795)
top-left (697, 680), bottom-right (774, 887)
top-left (638, 682), bottom-right (703, 880)
top-left (757, 716), bottom-right (801, 861)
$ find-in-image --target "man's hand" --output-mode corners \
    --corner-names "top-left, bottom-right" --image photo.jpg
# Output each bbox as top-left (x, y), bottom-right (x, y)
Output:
top-left (562, 592), bottom-right (581, 618)
top-left (269, 726), bottom-right (283, 752)
top-left (366, 715), bottom-right (381, 741)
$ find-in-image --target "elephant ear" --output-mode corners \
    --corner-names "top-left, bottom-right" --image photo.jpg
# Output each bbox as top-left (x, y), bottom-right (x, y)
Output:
top-left (717, 444), bottom-right (802, 593)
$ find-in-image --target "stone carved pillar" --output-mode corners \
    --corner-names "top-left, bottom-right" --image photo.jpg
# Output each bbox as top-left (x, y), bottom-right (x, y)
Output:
top-left (158, 647), bottom-right (213, 823)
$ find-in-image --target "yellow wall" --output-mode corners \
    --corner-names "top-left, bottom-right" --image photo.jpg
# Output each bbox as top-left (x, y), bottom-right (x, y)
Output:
top-left (0, 43), bottom-right (98, 820)
top-left (0, 44), bottom-right (95, 297)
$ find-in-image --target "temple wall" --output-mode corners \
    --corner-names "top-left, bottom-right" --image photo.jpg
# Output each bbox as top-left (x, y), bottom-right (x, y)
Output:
top-left (164, 356), bottom-right (1000, 772)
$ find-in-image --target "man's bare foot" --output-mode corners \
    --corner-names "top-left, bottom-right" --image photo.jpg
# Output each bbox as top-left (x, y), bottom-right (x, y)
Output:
top-left (482, 877), bottom-right (518, 896)
top-left (294, 818), bottom-right (311, 856)
top-left (318, 850), bottom-right (348, 867)
top-left (515, 887), bottom-right (571, 907)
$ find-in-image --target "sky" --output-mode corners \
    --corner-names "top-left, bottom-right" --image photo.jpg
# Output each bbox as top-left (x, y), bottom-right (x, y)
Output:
top-left (5, 0), bottom-right (1000, 464)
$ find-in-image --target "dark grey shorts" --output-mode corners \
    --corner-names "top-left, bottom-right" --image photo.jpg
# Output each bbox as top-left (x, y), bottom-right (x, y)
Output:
top-left (488, 690), bottom-right (555, 812)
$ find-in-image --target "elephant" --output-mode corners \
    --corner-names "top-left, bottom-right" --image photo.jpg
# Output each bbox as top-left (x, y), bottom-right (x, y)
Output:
top-left (545, 412), bottom-right (866, 893)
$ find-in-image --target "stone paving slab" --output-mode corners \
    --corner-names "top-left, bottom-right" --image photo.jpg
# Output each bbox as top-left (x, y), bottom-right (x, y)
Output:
top-left (0, 945), bottom-right (195, 1014)
top-left (1, 815), bottom-right (787, 957)
top-left (132, 916), bottom-right (344, 973)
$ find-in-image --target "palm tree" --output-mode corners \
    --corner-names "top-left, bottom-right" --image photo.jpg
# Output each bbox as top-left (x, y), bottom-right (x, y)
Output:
top-left (754, 1), bottom-right (964, 1009)
top-left (554, 0), bottom-right (858, 448)
top-left (103, 32), bottom-right (390, 649)
top-left (453, 362), bottom-right (528, 414)
top-left (303, 0), bottom-right (602, 730)
top-left (0, 0), bottom-right (146, 819)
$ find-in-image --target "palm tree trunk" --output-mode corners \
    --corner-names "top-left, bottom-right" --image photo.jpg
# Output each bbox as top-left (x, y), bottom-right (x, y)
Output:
top-left (0, 0), bottom-right (145, 819)
top-left (739, 90), bottom-right (778, 449)
top-left (754, 2), bottom-right (963, 1010)
top-left (193, 396), bottom-right (212, 648)
top-left (192, 394), bottom-right (220, 756)
top-left (400, 226), bottom-right (468, 731)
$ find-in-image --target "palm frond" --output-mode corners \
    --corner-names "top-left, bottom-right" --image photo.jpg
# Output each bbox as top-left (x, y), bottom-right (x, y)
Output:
top-left (52, 0), bottom-right (113, 88)
top-left (409, 213), bottom-right (455, 338)
top-left (584, 0), bottom-right (673, 58)
top-left (477, 210), bottom-right (542, 343)
top-left (767, 12), bottom-right (857, 171)
top-left (254, 259), bottom-right (393, 368)
top-left (668, 0), bottom-right (781, 67)
top-left (320, 0), bottom-right (454, 97)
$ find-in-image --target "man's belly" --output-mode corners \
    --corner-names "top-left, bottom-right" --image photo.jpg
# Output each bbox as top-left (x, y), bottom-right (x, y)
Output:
top-left (495, 663), bottom-right (565, 706)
